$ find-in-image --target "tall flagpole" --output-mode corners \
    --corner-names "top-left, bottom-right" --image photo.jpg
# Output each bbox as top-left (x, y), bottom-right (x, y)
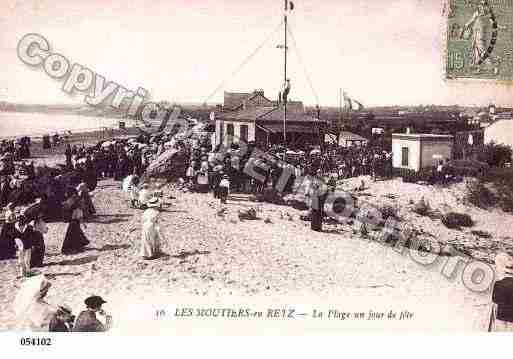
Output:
top-left (283, 0), bottom-right (288, 146)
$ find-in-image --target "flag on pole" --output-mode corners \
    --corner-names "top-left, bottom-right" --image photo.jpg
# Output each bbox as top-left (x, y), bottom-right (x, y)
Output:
top-left (343, 92), bottom-right (365, 111)
top-left (353, 100), bottom-right (365, 111)
top-left (289, 1), bottom-right (294, 10)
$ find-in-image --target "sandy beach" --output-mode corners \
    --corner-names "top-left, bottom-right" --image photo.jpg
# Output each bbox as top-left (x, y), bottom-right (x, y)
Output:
top-left (1, 141), bottom-right (510, 333)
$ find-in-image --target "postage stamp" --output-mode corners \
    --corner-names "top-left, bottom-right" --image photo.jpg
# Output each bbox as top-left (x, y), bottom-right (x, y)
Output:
top-left (445, 0), bottom-right (513, 80)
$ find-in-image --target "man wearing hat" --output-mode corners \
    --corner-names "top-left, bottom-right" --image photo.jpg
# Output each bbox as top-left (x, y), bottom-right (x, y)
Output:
top-left (73, 295), bottom-right (112, 332)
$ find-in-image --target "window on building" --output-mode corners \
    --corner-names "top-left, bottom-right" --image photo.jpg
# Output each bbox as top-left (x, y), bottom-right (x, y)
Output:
top-left (240, 124), bottom-right (248, 143)
top-left (225, 123), bottom-right (234, 146)
top-left (227, 124), bottom-right (234, 136)
top-left (401, 147), bottom-right (409, 167)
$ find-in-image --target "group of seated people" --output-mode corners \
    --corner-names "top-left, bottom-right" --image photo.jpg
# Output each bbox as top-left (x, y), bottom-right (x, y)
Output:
top-left (14, 274), bottom-right (112, 332)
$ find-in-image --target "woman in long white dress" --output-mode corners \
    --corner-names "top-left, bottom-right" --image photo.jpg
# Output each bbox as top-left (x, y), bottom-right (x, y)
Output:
top-left (140, 198), bottom-right (164, 260)
top-left (13, 274), bottom-right (57, 331)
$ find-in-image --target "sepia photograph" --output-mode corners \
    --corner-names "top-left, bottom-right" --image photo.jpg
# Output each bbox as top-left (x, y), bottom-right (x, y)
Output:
top-left (1, 0), bottom-right (513, 348)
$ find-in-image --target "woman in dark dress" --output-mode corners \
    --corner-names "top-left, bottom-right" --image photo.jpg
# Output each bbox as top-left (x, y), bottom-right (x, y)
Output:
top-left (65, 144), bottom-right (73, 169)
top-left (0, 176), bottom-right (12, 207)
top-left (61, 205), bottom-right (90, 255)
top-left (84, 157), bottom-right (97, 191)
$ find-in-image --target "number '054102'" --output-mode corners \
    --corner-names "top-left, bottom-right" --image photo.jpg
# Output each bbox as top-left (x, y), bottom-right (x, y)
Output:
top-left (20, 337), bottom-right (52, 346)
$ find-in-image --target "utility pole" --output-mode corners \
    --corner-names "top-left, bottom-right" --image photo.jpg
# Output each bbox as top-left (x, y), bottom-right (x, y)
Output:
top-left (339, 88), bottom-right (342, 116)
top-left (283, 0), bottom-right (288, 146)
top-left (339, 88), bottom-right (342, 130)
top-left (338, 88), bottom-right (344, 144)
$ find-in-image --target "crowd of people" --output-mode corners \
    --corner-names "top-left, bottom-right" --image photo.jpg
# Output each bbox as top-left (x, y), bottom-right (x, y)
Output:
top-left (181, 141), bottom-right (392, 201)
top-left (0, 122), bottom-right (394, 330)
top-left (0, 129), bottom-right (183, 276)
top-left (4, 120), bottom-right (512, 334)
top-left (1, 137), bottom-right (32, 161)
top-left (1, 126), bottom-right (394, 270)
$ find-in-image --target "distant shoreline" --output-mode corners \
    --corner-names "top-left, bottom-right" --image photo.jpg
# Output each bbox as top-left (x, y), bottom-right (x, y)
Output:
top-left (0, 103), bottom-right (127, 119)
top-left (0, 110), bottom-right (135, 141)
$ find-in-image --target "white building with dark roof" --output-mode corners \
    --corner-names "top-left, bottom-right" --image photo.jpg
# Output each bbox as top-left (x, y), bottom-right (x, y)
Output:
top-left (392, 133), bottom-right (454, 172)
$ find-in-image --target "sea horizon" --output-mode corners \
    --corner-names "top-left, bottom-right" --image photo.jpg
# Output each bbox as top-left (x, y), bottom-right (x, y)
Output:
top-left (0, 111), bottom-right (122, 139)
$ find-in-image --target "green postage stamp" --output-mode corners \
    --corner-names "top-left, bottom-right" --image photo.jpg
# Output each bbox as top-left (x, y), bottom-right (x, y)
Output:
top-left (446, 0), bottom-right (513, 80)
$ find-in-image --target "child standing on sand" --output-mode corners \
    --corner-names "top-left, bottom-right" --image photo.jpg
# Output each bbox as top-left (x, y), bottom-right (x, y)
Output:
top-left (31, 217), bottom-right (48, 268)
top-left (14, 215), bottom-right (35, 277)
top-left (218, 174), bottom-right (230, 204)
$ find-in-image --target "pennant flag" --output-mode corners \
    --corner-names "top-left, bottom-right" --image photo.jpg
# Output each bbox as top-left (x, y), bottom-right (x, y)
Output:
top-left (289, 1), bottom-right (294, 10)
top-left (353, 100), bottom-right (365, 111)
top-left (343, 92), bottom-right (364, 112)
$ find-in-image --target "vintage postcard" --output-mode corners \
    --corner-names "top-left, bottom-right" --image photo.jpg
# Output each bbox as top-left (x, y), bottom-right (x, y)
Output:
top-left (446, 0), bottom-right (513, 80)
top-left (1, 0), bottom-right (513, 349)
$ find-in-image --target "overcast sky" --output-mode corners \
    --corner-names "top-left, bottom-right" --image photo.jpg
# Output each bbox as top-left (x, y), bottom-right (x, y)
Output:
top-left (0, 0), bottom-right (512, 107)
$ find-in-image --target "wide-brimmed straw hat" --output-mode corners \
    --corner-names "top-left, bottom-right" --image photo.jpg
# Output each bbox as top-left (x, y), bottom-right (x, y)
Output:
top-left (147, 197), bottom-right (160, 208)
